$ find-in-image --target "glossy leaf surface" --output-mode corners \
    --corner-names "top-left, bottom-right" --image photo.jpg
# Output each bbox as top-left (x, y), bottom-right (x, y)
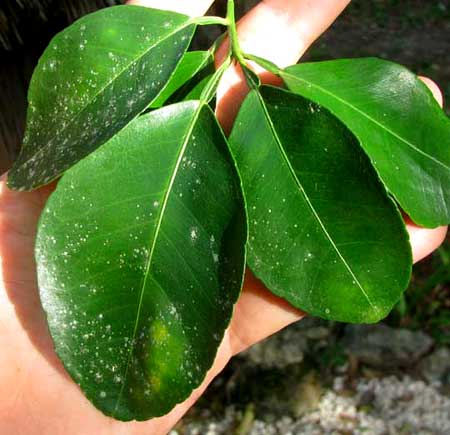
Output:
top-left (8, 5), bottom-right (195, 191)
top-left (282, 58), bottom-right (450, 227)
top-left (36, 101), bottom-right (246, 420)
top-left (181, 75), bottom-right (215, 102)
top-left (150, 50), bottom-right (213, 108)
top-left (229, 86), bottom-right (411, 323)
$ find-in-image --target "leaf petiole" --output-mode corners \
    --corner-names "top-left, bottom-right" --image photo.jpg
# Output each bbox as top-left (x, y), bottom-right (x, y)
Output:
top-left (191, 16), bottom-right (229, 27)
top-left (226, 0), bottom-right (246, 66)
top-left (243, 53), bottom-right (282, 76)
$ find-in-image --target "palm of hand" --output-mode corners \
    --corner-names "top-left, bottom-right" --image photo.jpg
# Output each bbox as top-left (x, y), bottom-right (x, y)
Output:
top-left (0, 1), bottom-right (447, 434)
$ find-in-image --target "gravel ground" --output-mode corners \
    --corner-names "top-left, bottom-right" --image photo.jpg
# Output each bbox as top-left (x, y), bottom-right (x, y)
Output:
top-left (172, 376), bottom-right (450, 435)
top-left (170, 320), bottom-right (450, 435)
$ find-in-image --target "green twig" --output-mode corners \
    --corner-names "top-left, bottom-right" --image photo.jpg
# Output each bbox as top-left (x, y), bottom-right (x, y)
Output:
top-left (227, 0), bottom-right (245, 65)
top-left (191, 16), bottom-right (229, 27)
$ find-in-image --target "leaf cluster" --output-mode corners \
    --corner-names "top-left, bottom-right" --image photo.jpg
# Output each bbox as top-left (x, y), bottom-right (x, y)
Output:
top-left (7, 2), bottom-right (450, 421)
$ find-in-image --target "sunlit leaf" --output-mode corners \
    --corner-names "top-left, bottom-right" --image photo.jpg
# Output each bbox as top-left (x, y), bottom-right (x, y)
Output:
top-left (181, 74), bottom-right (215, 102)
top-left (282, 58), bottom-right (450, 227)
top-left (36, 101), bottom-right (246, 420)
top-left (8, 5), bottom-right (195, 191)
top-left (229, 86), bottom-right (411, 323)
top-left (149, 50), bottom-right (213, 108)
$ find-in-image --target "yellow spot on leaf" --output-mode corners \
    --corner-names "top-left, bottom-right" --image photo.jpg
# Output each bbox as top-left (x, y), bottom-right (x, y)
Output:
top-left (150, 320), bottom-right (169, 344)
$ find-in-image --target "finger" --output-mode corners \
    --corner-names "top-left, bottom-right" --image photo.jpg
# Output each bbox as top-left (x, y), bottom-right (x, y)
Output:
top-left (406, 219), bottom-right (447, 263)
top-left (419, 76), bottom-right (444, 107)
top-left (0, 174), bottom-right (57, 349)
top-left (228, 270), bottom-right (304, 354)
top-left (0, 174), bottom-right (55, 236)
top-left (126, 0), bottom-right (214, 17)
top-left (216, 0), bottom-right (351, 131)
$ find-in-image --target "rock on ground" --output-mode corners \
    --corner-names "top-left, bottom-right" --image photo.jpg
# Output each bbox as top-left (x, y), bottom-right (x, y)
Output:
top-left (419, 347), bottom-right (450, 384)
top-left (341, 324), bottom-right (434, 368)
top-left (174, 376), bottom-right (450, 435)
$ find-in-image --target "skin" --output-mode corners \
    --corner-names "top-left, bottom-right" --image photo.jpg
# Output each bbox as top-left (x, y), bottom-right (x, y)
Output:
top-left (0, 1), bottom-right (447, 434)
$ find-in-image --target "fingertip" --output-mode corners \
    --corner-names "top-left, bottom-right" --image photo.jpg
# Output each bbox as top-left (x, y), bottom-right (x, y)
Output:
top-left (419, 76), bottom-right (444, 108)
top-left (407, 221), bottom-right (448, 263)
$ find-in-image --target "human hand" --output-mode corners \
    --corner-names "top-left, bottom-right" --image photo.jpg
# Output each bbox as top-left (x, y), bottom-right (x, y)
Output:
top-left (0, 1), bottom-right (447, 434)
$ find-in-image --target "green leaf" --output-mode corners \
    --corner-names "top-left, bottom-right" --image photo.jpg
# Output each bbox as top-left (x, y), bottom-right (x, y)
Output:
top-left (181, 74), bottom-right (215, 101)
top-left (36, 101), bottom-right (246, 421)
top-left (165, 53), bottom-right (217, 105)
top-left (149, 50), bottom-right (214, 108)
top-left (229, 86), bottom-right (412, 323)
top-left (281, 58), bottom-right (450, 228)
top-left (8, 5), bottom-right (196, 191)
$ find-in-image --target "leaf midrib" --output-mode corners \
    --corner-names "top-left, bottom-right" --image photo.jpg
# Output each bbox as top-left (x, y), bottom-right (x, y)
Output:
top-left (21, 19), bottom-right (193, 169)
top-left (255, 90), bottom-right (377, 311)
top-left (282, 71), bottom-right (450, 172)
top-left (113, 102), bottom-right (203, 415)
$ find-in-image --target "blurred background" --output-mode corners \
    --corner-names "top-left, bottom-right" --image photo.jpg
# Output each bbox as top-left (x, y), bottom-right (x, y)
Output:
top-left (0, 1), bottom-right (449, 433)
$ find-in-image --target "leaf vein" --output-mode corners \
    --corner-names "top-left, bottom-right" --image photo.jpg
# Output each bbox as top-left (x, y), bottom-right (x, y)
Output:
top-left (113, 102), bottom-right (203, 414)
top-left (21, 21), bottom-right (192, 169)
top-left (255, 90), bottom-right (377, 311)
